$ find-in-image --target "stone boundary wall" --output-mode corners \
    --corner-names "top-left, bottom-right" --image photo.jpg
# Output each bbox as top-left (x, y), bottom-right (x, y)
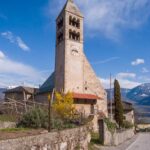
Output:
top-left (113, 129), bottom-right (134, 146)
top-left (0, 121), bottom-right (16, 129)
top-left (103, 123), bottom-right (134, 146)
top-left (0, 125), bottom-right (91, 150)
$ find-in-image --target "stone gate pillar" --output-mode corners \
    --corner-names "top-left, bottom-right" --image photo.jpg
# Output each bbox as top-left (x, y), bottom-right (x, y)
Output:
top-left (98, 119), bottom-right (104, 144)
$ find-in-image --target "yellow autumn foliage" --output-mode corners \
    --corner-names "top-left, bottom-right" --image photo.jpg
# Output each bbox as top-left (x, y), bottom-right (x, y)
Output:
top-left (52, 91), bottom-right (75, 120)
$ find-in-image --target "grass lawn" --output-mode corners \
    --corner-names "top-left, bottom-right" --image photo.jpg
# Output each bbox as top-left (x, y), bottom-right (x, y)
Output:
top-left (0, 128), bottom-right (46, 141)
top-left (0, 115), bottom-right (17, 122)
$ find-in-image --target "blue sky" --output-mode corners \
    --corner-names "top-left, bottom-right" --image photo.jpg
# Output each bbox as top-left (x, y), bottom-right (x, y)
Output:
top-left (0, 0), bottom-right (150, 89)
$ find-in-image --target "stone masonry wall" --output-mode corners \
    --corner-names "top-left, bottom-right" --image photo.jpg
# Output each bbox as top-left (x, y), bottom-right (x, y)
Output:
top-left (0, 121), bottom-right (16, 129)
top-left (0, 125), bottom-right (91, 150)
top-left (103, 122), bottom-right (134, 146)
top-left (83, 54), bottom-right (108, 116)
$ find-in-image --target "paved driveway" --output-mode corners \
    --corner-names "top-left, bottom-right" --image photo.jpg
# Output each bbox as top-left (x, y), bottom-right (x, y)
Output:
top-left (126, 133), bottom-right (150, 150)
top-left (99, 133), bottom-right (150, 150)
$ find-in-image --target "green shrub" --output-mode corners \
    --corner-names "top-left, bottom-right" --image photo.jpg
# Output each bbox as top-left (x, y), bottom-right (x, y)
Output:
top-left (17, 107), bottom-right (48, 129)
top-left (139, 128), bottom-right (150, 132)
top-left (123, 121), bottom-right (134, 129)
top-left (0, 128), bottom-right (30, 132)
top-left (90, 132), bottom-right (101, 145)
top-left (0, 115), bottom-right (17, 122)
top-left (17, 107), bottom-right (89, 130)
top-left (104, 118), bottom-right (117, 134)
top-left (52, 119), bottom-right (77, 130)
top-left (52, 119), bottom-right (63, 130)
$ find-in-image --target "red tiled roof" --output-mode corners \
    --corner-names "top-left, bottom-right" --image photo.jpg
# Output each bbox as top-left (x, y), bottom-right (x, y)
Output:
top-left (73, 93), bottom-right (101, 100)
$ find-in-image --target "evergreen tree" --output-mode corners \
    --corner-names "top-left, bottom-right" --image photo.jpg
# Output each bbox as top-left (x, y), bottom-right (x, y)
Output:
top-left (114, 79), bottom-right (124, 128)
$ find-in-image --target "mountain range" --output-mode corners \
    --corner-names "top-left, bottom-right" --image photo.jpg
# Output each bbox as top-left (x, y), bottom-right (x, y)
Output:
top-left (106, 83), bottom-right (150, 105)
top-left (126, 83), bottom-right (150, 105)
top-left (1, 83), bottom-right (150, 123)
top-left (0, 88), bottom-right (6, 101)
top-left (106, 88), bottom-right (130, 101)
top-left (106, 83), bottom-right (150, 123)
top-left (1, 83), bottom-right (150, 105)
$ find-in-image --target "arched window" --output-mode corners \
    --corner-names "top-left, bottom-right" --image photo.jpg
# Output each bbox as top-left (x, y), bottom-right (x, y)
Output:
top-left (57, 18), bottom-right (63, 29)
top-left (69, 30), bottom-right (80, 42)
top-left (72, 31), bottom-right (76, 40)
top-left (69, 29), bottom-right (72, 39)
top-left (72, 17), bottom-right (76, 27)
top-left (69, 16), bottom-right (72, 25)
top-left (77, 32), bottom-right (80, 41)
top-left (69, 16), bottom-right (80, 28)
top-left (77, 19), bottom-right (80, 28)
top-left (57, 32), bottom-right (63, 44)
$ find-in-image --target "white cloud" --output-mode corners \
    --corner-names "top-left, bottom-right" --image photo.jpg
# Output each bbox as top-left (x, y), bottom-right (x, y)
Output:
top-left (117, 79), bottom-right (141, 89)
top-left (117, 72), bottom-right (136, 79)
top-left (0, 58), bottom-right (37, 78)
top-left (49, 0), bottom-right (150, 40)
top-left (16, 37), bottom-right (30, 51)
top-left (100, 71), bottom-right (140, 89)
top-left (101, 77), bottom-right (140, 89)
top-left (1, 31), bottom-right (30, 51)
top-left (131, 58), bottom-right (145, 66)
top-left (0, 50), bottom-right (50, 88)
top-left (1, 31), bottom-right (15, 43)
top-left (142, 67), bottom-right (149, 73)
top-left (0, 50), bottom-right (38, 78)
top-left (92, 57), bottom-right (119, 65)
top-left (0, 51), bottom-right (5, 59)
top-left (138, 76), bottom-right (150, 82)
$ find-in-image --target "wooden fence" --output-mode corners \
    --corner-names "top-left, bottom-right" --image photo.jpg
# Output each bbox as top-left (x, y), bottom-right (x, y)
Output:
top-left (0, 98), bottom-right (48, 115)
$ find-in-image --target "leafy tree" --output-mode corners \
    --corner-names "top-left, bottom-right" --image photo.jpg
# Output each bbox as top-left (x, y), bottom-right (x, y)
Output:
top-left (114, 79), bottom-right (124, 128)
top-left (52, 92), bottom-right (75, 121)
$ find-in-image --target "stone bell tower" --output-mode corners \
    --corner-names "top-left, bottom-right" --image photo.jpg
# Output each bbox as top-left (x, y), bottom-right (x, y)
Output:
top-left (55, 0), bottom-right (107, 115)
top-left (55, 0), bottom-right (84, 93)
top-left (39, 0), bottom-right (108, 128)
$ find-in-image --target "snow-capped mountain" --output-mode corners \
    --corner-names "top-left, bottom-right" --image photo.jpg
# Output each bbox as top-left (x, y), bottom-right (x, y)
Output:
top-left (106, 88), bottom-right (131, 101)
top-left (126, 83), bottom-right (150, 104)
top-left (106, 83), bottom-right (150, 123)
top-left (106, 83), bottom-right (150, 104)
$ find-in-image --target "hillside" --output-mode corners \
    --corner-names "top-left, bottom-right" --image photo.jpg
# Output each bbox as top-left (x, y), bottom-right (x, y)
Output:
top-left (106, 83), bottom-right (150, 123)
top-left (106, 88), bottom-right (130, 101)
top-left (0, 88), bottom-right (6, 101)
top-left (137, 96), bottom-right (150, 105)
top-left (106, 83), bottom-right (150, 105)
top-left (126, 83), bottom-right (150, 105)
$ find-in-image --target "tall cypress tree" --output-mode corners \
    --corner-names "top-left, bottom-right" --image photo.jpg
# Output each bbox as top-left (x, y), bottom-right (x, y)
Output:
top-left (114, 79), bottom-right (124, 128)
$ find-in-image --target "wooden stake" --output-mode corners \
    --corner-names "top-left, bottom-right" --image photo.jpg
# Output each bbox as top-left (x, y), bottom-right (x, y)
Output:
top-left (48, 89), bottom-right (55, 132)
top-left (48, 96), bottom-right (51, 132)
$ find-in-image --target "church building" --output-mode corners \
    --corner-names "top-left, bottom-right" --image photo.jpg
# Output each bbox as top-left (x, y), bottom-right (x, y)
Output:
top-left (36, 0), bottom-right (108, 130)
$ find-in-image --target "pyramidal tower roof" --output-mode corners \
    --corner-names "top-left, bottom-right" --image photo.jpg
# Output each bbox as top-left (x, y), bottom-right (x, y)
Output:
top-left (59, 0), bottom-right (83, 17)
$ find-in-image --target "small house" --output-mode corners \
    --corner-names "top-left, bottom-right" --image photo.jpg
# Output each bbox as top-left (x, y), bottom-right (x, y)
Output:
top-left (108, 101), bottom-right (134, 124)
top-left (4, 86), bottom-right (38, 101)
